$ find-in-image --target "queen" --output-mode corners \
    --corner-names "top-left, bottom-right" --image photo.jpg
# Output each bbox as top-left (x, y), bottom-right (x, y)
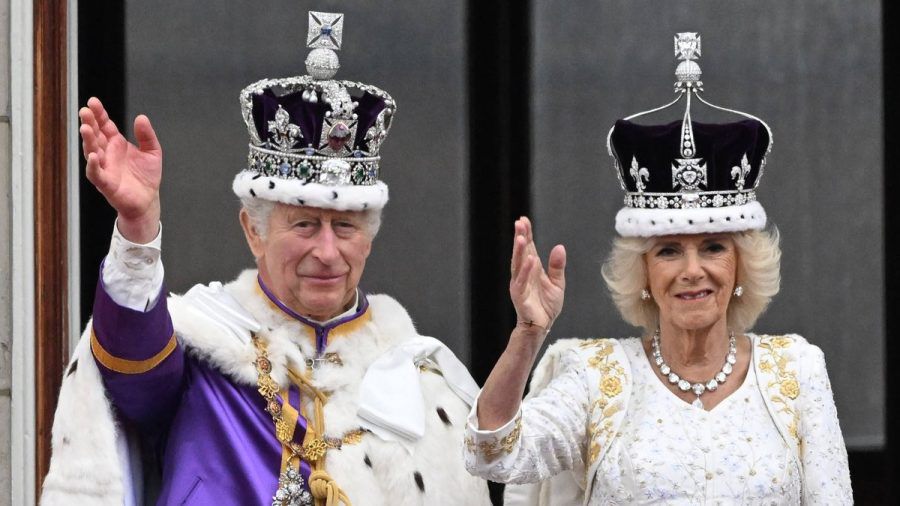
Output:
top-left (463, 33), bottom-right (852, 504)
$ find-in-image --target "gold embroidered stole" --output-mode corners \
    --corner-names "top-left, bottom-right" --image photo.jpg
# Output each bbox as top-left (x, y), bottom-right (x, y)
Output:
top-left (576, 338), bottom-right (632, 502)
top-left (752, 334), bottom-right (803, 475)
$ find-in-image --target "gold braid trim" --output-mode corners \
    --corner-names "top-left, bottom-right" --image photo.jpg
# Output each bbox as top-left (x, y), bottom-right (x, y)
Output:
top-left (91, 328), bottom-right (178, 375)
top-left (253, 337), bottom-right (359, 506)
top-left (291, 370), bottom-right (352, 506)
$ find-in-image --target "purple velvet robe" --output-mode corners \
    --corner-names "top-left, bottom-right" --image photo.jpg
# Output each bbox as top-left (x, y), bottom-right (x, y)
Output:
top-left (91, 276), bottom-right (366, 504)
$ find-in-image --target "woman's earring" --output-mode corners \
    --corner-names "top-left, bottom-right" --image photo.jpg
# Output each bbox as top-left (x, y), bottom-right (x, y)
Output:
top-left (641, 289), bottom-right (652, 301)
top-left (733, 285), bottom-right (744, 297)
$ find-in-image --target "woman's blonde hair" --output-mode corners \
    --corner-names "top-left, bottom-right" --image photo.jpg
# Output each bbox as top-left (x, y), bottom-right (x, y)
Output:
top-left (601, 229), bottom-right (781, 333)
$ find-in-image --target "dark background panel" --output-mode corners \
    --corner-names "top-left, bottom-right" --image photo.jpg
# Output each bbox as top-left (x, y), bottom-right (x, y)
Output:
top-left (78, 1), bottom-right (123, 326)
top-left (881, 0), bottom-right (897, 499)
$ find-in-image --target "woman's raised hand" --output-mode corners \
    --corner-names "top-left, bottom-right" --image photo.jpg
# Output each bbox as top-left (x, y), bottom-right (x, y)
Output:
top-left (509, 217), bottom-right (566, 338)
top-left (476, 217), bottom-right (567, 429)
top-left (79, 97), bottom-right (162, 243)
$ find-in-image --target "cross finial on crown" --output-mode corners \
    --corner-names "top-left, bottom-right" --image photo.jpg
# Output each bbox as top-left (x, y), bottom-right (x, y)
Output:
top-left (307, 11), bottom-right (344, 50)
top-left (674, 32), bottom-right (702, 87)
top-left (674, 32), bottom-right (701, 61)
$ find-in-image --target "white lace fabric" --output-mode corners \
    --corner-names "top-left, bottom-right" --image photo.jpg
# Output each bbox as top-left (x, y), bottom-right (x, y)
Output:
top-left (464, 337), bottom-right (852, 505)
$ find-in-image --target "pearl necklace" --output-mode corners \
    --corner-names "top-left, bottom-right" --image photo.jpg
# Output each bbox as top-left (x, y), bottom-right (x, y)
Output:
top-left (651, 328), bottom-right (737, 409)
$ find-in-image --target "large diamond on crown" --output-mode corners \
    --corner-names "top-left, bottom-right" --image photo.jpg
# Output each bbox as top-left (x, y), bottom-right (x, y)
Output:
top-left (318, 118), bottom-right (358, 156)
top-left (672, 158), bottom-right (707, 192)
top-left (318, 159), bottom-right (352, 185)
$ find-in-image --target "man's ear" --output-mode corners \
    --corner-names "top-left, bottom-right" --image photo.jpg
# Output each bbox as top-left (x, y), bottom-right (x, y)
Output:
top-left (239, 208), bottom-right (265, 259)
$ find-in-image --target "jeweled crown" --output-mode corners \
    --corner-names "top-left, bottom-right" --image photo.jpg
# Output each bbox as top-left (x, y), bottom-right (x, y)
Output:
top-left (606, 33), bottom-right (774, 237)
top-left (233, 11), bottom-right (395, 211)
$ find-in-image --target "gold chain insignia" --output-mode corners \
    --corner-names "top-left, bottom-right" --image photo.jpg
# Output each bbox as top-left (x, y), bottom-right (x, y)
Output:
top-left (252, 336), bottom-right (365, 464)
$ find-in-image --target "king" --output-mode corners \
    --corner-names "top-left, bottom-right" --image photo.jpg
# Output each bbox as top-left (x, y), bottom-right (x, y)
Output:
top-left (41, 11), bottom-right (491, 506)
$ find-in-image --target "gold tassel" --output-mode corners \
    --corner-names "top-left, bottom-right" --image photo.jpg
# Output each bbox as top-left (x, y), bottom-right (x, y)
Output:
top-left (291, 370), bottom-right (352, 506)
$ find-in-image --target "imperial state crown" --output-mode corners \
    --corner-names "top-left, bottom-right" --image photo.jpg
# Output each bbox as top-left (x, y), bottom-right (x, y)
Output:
top-left (232, 11), bottom-right (396, 211)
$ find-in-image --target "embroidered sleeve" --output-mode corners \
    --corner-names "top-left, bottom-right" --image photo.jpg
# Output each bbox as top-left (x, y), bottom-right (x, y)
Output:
top-left (463, 350), bottom-right (590, 485)
top-left (798, 345), bottom-right (853, 505)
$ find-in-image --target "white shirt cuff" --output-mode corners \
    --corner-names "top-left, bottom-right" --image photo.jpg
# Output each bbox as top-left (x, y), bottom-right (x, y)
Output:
top-left (101, 219), bottom-right (165, 312)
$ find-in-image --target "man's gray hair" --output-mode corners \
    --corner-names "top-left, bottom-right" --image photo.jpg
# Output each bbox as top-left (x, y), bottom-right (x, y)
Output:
top-left (239, 197), bottom-right (383, 238)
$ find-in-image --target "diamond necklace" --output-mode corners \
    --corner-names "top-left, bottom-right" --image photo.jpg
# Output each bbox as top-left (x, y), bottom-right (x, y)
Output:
top-left (651, 328), bottom-right (737, 409)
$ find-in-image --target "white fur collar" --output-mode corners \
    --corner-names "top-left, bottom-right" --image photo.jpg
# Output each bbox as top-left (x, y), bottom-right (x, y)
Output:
top-left (167, 269), bottom-right (420, 389)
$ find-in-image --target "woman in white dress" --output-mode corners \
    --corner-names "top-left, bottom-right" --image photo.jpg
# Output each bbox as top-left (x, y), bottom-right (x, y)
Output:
top-left (463, 34), bottom-right (853, 505)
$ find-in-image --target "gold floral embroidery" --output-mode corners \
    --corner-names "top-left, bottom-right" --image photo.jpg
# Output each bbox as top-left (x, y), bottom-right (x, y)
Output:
top-left (770, 336), bottom-right (793, 348)
top-left (465, 416), bottom-right (522, 460)
top-left (758, 335), bottom-right (801, 445)
top-left (580, 339), bottom-right (626, 465)
top-left (780, 378), bottom-right (800, 399)
top-left (600, 376), bottom-right (623, 397)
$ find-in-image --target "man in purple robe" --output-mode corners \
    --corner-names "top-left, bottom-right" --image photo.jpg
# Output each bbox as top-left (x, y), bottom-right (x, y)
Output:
top-left (41, 11), bottom-right (491, 506)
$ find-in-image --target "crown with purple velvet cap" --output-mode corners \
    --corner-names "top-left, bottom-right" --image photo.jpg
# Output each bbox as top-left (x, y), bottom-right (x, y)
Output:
top-left (606, 33), bottom-right (773, 237)
top-left (232, 11), bottom-right (396, 211)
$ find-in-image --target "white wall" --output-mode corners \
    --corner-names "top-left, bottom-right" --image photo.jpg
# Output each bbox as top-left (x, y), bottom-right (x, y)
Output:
top-left (1, 0), bottom-right (13, 499)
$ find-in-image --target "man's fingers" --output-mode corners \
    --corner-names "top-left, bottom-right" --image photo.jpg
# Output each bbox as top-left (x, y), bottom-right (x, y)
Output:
top-left (134, 115), bottom-right (162, 153)
top-left (79, 124), bottom-right (97, 160)
top-left (78, 107), bottom-right (95, 130)
top-left (85, 152), bottom-right (110, 191)
top-left (79, 107), bottom-right (104, 145)
top-left (88, 97), bottom-right (120, 138)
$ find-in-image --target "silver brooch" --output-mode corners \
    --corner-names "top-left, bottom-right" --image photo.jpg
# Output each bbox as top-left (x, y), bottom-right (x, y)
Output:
top-left (272, 467), bottom-right (313, 506)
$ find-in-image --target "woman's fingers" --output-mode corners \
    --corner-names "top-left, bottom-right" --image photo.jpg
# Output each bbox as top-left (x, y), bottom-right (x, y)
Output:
top-left (510, 220), bottom-right (526, 277)
top-left (522, 216), bottom-right (536, 247)
top-left (513, 254), bottom-right (535, 289)
top-left (546, 244), bottom-right (567, 289)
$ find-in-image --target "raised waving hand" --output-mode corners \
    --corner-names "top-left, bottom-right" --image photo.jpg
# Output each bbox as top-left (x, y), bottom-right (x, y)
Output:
top-left (477, 217), bottom-right (566, 429)
top-left (509, 216), bottom-right (567, 339)
top-left (79, 97), bottom-right (162, 243)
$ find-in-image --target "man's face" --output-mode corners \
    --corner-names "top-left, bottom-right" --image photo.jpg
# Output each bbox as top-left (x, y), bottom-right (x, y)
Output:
top-left (242, 203), bottom-right (373, 321)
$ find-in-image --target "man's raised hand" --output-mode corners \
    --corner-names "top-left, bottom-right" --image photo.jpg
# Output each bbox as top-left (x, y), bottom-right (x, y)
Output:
top-left (79, 97), bottom-right (162, 243)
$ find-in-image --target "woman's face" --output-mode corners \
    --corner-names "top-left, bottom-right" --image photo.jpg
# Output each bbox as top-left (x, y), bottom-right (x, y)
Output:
top-left (645, 234), bottom-right (738, 332)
